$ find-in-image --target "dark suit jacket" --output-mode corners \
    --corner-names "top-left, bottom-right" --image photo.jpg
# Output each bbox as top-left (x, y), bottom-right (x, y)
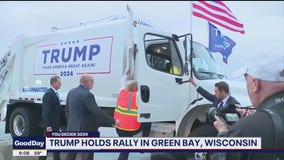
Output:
top-left (197, 86), bottom-right (240, 107)
top-left (65, 85), bottom-right (115, 132)
top-left (41, 88), bottom-right (62, 131)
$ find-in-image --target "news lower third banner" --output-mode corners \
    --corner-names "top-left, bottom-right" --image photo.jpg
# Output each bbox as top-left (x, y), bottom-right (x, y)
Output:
top-left (13, 132), bottom-right (261, 156)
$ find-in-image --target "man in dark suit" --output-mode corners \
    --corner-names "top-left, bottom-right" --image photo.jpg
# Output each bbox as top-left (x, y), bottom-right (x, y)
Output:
top-left (189, 77), bottom-right (240, 108)
top-left (39, 75), bottom-right (63, 160)
top-left (176, 78), bottom-right (241, 160)
top-left (188, 77), bottom-right (240, 136)
top-left (65, 75), bottom-right (119, 160)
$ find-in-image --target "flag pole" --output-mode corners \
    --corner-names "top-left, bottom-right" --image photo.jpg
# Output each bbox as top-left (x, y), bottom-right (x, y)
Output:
top-left (189, 1), bottom-right (192, 34)
top-left (207, 22), bottom-right (210, 52)
top-left (189, 1), bottom-right (193, 78)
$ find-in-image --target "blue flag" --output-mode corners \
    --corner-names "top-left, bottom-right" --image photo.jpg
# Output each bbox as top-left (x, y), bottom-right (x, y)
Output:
top-left (208, 22), bottom-right (236, 64)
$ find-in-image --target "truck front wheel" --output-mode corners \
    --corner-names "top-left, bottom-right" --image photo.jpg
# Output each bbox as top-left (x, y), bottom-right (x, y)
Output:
top-left (9, 108), bottom-right (32, 137)
top-left (172, 105), bottom-right (211, 160)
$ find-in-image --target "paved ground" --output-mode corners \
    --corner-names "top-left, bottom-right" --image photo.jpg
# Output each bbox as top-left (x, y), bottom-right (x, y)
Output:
top-left (0, 121), bottom-right (176, 160)
top-left (0, 121), bottom-right (12, 160)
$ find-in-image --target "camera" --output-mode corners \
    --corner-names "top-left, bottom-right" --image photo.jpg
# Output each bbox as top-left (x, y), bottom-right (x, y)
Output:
top-left (207, 104), bottom-right (241, 126)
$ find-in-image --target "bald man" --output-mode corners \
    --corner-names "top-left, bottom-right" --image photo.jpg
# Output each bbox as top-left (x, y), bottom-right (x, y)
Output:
top-left (65, 75), bottom-right (119, 160)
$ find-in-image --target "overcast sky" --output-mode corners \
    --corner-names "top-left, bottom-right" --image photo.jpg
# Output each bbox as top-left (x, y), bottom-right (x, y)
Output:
top-left (0, 1), bottom-right (283, 78)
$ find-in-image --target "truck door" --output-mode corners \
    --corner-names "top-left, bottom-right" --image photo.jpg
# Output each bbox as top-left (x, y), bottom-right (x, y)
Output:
top-left (135, 33), bottom-right (190, 122)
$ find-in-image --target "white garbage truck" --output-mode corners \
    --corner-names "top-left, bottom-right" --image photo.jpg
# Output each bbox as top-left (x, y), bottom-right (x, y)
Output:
top-left (0, 6), bottom-right (250, 139)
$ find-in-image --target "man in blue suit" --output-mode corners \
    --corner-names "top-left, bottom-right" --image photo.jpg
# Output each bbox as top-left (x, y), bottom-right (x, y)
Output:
top-left (39, 75), bottom-right (63, 160)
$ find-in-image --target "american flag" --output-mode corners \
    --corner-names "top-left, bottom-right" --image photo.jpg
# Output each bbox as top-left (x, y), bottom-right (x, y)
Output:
top-left (192, 1), bottom-right (245, 34)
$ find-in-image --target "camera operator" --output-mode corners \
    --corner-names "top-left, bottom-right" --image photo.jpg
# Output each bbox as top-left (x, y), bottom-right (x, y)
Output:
top-left (188, 78), bottom-right (240, 137)
top-left (213, 55), bottom-right (284, 160)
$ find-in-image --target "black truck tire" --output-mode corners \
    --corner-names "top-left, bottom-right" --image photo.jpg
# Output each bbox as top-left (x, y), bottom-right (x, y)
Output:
top-left (9, 107), bottom-right (41, 137)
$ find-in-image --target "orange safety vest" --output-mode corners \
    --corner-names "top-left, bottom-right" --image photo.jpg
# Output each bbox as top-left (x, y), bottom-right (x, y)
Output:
top-left (114, 89), bottom-right (141, 131)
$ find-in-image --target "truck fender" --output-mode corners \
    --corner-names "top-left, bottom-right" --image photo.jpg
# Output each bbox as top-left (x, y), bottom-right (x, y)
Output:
top-left (175, 104), bottom-right (211, 137)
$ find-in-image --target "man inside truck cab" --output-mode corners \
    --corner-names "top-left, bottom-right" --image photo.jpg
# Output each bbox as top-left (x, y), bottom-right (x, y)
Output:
top-left (166, 62), bottom-right (181, 75)
top-left (146, 44), bottom-right (182, 75)
top-left (169, 66), bottom-right (181, 75)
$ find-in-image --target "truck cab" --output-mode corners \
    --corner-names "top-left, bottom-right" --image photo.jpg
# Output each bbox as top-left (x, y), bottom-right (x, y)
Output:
top-left (133, 30), bottom-right (250, 137)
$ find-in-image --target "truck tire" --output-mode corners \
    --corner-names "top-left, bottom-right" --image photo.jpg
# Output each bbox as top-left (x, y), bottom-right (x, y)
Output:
top-left (177, 105), bottom-right (211, 137)
top-left (172, 105), bottom-right (211, 160)
top-left (189, 124), bottom-right (217, 137)
top-left (9, 108), bottom-right (33, 137)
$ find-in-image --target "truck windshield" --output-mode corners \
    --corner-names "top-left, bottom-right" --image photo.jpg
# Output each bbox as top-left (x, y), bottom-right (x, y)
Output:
top-left (191, 42), bottom-right (226, 80)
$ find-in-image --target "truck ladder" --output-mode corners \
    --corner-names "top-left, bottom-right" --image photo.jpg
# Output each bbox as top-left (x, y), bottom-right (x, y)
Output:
top-left (52, 15), bottom-right (127, 31)
top-left (0, 50), bottom-right (15, 121)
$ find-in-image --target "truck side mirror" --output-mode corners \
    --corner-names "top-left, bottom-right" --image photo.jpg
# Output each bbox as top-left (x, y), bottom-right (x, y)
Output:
top-left (172, 34), bottom-right (179, 41)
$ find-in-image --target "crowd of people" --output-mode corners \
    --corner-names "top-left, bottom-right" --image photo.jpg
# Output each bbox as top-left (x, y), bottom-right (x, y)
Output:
top-left (40, 54), bottom-right (284, 160)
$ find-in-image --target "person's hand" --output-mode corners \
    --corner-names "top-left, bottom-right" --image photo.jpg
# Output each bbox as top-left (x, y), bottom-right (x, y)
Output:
top-left (188, 77), bottom-right (197, 87)
top-left (124, 68), bottom-right (130, 75)
top-left (46, 127), bottom-right (52, 132)
top-left (236, 107), bottom-right (256, 117)
top-left (235, 104), bottom-right (247, 117)
top-left (213, 115), bottom-right (229, 132)
top-left (235, 104), bottom-right (256, 117)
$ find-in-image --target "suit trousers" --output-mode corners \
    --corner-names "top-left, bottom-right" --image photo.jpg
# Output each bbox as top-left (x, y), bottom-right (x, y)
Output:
top-left (65, 152), bottom-right (94, 160)
top-left (38, 128), bottom-right (61, 160)
top-left (116, 122), bottom-right (152, 160)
